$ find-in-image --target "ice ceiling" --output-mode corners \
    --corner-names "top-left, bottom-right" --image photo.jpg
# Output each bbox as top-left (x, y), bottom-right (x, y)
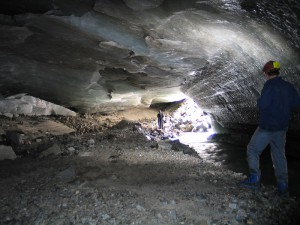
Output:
top-left (0, 0), bottom-right (300, 129)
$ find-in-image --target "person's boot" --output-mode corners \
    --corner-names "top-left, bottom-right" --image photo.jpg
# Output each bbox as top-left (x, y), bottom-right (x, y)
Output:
top-left (239, 173), bottom-right (260, 190)
top-left (277, 182), bottom-right (289, 197)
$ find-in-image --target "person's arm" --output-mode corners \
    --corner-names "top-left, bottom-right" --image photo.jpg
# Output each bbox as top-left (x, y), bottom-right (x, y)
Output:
top-left (257, 84), bottom-right (272, 110)
top-left (291, 86), bottom-right (300, 109)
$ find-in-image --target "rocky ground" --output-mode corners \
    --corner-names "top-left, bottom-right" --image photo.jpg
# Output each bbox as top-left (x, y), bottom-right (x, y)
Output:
top-left (0, 107), bottom-right (300, 225)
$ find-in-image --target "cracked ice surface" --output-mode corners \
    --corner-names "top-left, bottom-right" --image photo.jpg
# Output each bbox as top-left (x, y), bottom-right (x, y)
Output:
top-left (0, 0), bottom-right (299, 128)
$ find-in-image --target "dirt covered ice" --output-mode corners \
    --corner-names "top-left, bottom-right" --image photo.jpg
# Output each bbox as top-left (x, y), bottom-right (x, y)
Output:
top-left (0, 110), bottom-right (299, 225)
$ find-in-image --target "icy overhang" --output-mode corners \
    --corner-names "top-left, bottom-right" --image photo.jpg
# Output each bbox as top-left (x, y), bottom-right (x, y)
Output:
top-left (0, 0), bottom-right (299, 128)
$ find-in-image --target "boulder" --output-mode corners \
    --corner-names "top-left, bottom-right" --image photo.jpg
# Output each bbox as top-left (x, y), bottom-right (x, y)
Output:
top-left (0, 145), bottom-right (17, 160)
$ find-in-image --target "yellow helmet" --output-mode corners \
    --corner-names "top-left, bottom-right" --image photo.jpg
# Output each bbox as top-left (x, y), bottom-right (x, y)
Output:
top-left (262, 60), bottom-right (280, 73)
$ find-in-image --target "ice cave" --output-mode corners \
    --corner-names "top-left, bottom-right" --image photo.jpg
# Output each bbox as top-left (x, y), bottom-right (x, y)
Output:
top-left (0, 0), bottom-right (300, 224)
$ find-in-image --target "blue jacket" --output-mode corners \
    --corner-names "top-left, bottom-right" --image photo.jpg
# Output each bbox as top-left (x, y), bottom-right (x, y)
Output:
top-left (257, 76), bottom-right (300, 131)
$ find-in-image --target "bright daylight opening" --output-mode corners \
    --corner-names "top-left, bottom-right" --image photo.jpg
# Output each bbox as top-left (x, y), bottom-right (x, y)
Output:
top-left (165, 98), bottom-right (216, 145)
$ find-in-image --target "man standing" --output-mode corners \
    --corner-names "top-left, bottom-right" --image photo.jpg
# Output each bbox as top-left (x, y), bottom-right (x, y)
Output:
top-left (157, 110), bottom-right (164, 130)
top-left (239, 60), bottom-right (300, 196)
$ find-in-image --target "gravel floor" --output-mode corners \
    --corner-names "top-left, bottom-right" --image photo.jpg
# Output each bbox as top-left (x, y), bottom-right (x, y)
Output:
top-left (0, 115), bottom-right (299, 225)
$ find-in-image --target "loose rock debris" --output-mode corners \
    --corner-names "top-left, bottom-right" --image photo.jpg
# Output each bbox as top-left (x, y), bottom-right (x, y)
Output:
top-left (0, 113), bottom-right (299, 225)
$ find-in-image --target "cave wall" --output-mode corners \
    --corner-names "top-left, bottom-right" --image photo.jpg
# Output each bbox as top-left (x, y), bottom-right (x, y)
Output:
top-left (0, 0), bottom-right (300, 129)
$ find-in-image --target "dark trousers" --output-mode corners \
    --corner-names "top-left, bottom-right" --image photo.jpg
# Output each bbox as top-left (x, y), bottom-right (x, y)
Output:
top-left (158, 118), bottom-right (163, 129)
